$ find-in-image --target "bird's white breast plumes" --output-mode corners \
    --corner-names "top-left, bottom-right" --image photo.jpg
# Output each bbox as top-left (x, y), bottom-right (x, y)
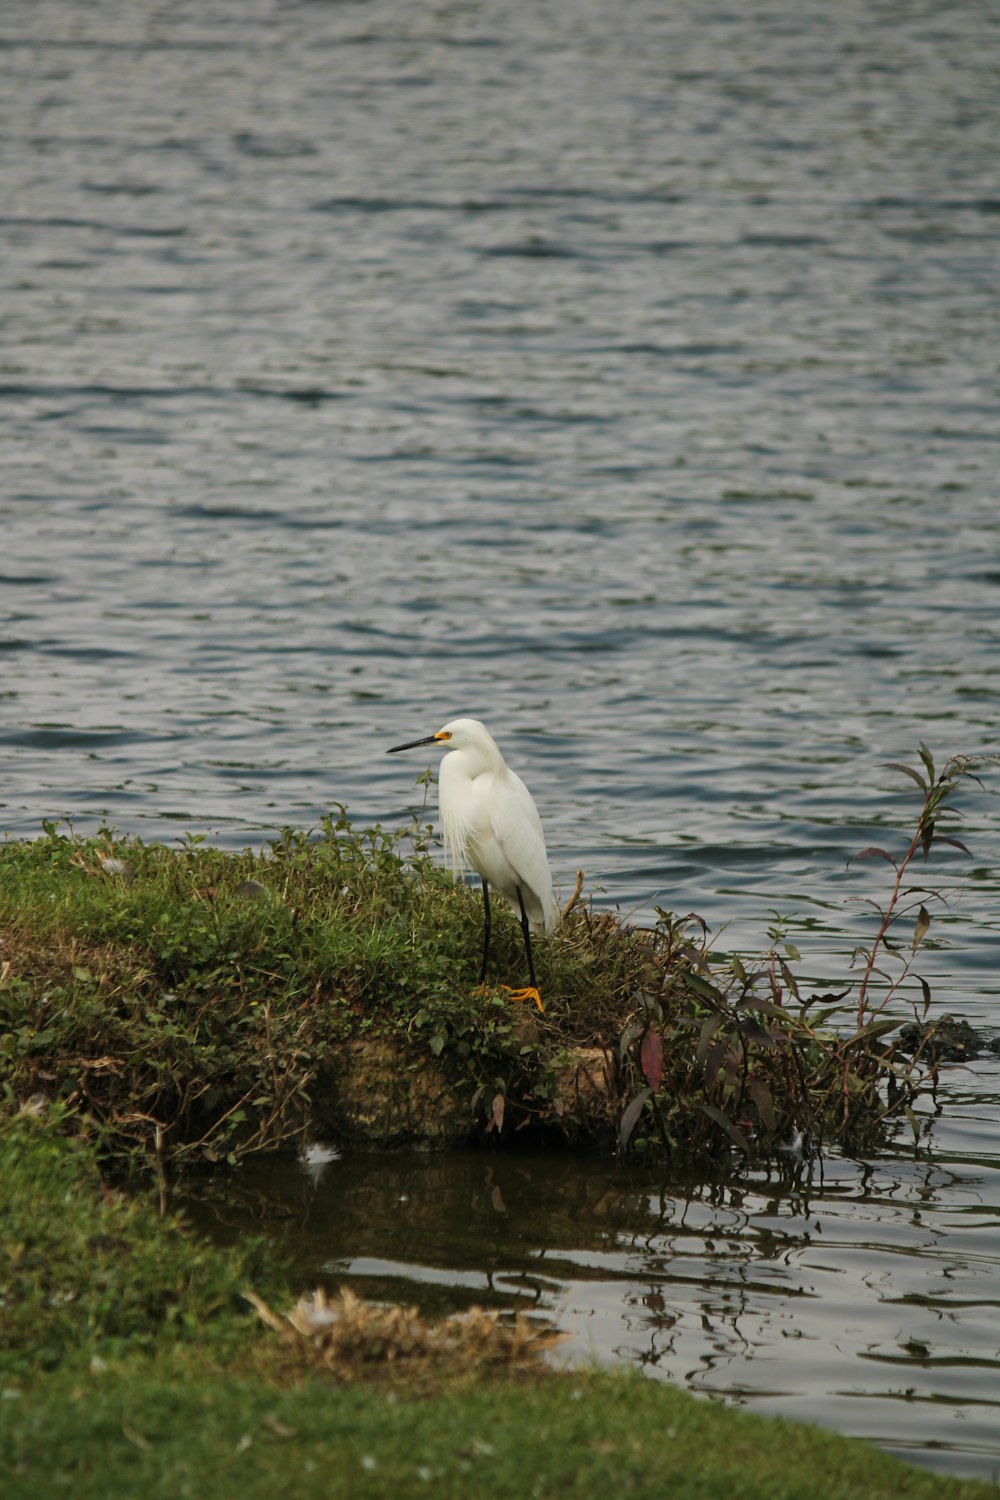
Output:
top-left (435, 718), bottom-right (558, 932)
top-left (437, 721), bottom-right (504, 876)
top-left (438, 750), bottom-right (477, 877)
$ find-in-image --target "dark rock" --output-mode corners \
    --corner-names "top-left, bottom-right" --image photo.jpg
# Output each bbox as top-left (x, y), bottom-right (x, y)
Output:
top-left (896, 1013), bottom-right (983, 1062)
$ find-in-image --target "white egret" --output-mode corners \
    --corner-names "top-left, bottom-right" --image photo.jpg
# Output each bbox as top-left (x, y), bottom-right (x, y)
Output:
top-left (387, 718), bottom-right (557, 1009)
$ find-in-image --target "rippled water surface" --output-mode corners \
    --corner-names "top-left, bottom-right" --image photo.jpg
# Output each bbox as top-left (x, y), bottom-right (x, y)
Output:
top-left (4, 0), bottom-right (1000, 1478)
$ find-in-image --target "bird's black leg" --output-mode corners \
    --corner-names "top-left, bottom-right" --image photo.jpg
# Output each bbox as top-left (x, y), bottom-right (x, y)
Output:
top-left (480, 878), bottom-right (491, 984)
top-left (515, 885), bottom-right (537, 988)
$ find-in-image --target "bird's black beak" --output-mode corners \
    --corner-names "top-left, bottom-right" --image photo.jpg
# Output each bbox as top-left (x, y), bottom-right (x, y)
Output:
top-left (387, 734), bottom-right (441, 754)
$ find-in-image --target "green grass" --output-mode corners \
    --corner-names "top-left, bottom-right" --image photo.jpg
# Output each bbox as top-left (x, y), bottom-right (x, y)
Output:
top-left (0, 816), bottom-right (496, 1165)
top-left (0, 1112), bottom-right (276, 1379)
top-left (4, 1364), bottom-right (993, 1500)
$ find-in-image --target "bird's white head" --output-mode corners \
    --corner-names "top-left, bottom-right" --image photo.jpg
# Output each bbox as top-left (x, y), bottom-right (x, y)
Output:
top-left (436, 718), bottom-right (494, 751)
top-left (387, 717), bottom-right (503, 772)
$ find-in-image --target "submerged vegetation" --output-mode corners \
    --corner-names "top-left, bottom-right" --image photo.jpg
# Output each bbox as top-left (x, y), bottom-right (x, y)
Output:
top-left (0, 750), bottom-right (990, 1174)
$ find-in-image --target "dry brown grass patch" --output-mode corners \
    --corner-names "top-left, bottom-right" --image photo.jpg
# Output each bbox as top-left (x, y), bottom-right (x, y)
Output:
top-left (246, 1286), bottom-right (565, 1385)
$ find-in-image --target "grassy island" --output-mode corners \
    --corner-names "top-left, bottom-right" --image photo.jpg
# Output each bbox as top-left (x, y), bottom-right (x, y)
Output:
top-left (0, 822), bottom-right (922, 1171)
top-left (0, 756), bottom-right (968, 1175)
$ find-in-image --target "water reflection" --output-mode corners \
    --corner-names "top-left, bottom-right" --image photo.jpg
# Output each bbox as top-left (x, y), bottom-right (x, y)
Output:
top-left (181, 1106), bottom-right (1000, 1480)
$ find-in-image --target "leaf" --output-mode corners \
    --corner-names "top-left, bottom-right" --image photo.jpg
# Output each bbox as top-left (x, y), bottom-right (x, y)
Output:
top-left (806, 1006), bottom-right (846, 1028)
top-left (778, 959), bottom-right (800, 1001)
top-left (429, 1032), bottom-right (446, 1057)
top-left (704, 1039), bottom-right (729, 1080)
top-left (696, 1013), bottom-right (725, 1067)
top-left (634, 991), bottom-right (664, 1020)
top-left (618, 1021), bottom-right (645, 1060)
top-left (882, 762), bottom-right (927, 792)
top-left (487, 1092), bottom-right (505, 1134)
top-left (730, 955), bottom-right (747, 983)
top-left (735, 1016), bottom-right (777, 1048)
top-left (782, 941), bottom-right (801, 964)
top-left (917, 742), bottom-right (936, 783)
top-left (740, 998), bottom-right (795, 1024)
top-left (683, 970), bottom-right (726, 1005)
top-left (934, 835), bottom-right (972, 856)
top-left (843, 1017), bottom-right (900, 1046)
top-left (803, 987), bottom-right (852, 1009)
top-left (912, 905), bottom-right (931, 952)
top-left (746, 1076), bottom-right (777, 1132)
top-left (640, 1028), bottom-right (664, 1090)
top-left (848, 847), bottom-right (898, 868)
top-left (698, 1103), bottom-right (751, 1153)
top-left (619, 1088), bottom-right (652, 1151)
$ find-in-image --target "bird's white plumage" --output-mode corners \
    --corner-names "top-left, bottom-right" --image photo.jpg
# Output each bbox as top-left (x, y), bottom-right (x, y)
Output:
top-left (434, 718), bottom-right (558, 931)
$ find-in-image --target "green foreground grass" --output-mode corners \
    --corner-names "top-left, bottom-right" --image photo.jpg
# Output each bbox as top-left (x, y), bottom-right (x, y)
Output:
top-left (0, 1116), bottom-right (994, 1500)
top-left (5, 1362), bottom-right (990, 1500)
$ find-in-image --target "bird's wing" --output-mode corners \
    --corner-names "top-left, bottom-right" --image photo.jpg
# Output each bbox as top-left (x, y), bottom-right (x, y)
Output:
top-left (489, 771), bottom-right (557, 929)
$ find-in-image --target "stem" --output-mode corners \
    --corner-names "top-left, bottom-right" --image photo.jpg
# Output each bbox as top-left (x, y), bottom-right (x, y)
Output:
top-left (855, 848), bottom-right (912, 1026)
top-left (854, 769), bottom-right (954, 1027)
top-left (844, 764), bottom-right (956, 1126)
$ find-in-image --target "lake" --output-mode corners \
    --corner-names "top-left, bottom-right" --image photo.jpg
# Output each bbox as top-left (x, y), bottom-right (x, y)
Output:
top-left (3, 0), bottom-right (999, 1479)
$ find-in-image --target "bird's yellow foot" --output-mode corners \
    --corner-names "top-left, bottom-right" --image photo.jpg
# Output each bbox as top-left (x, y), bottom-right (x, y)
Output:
top-left (502, 985), bottom-right (544, 1013)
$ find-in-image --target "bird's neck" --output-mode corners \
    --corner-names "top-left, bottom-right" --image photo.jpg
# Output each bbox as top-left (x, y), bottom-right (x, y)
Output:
top-left (445, 740), bottom-right (505, 781)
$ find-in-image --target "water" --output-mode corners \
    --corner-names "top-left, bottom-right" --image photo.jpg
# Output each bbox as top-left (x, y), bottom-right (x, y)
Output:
top-left (3, 0), bottom-right (1000, 1477)
top-left (181, 1119), bottom-right (1000, 1483)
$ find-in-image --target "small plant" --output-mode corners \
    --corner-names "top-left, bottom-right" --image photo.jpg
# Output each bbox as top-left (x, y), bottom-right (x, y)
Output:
top-left (613, 747), bottom-right (995, 1160)
top-left (849, 746), bottom-right (984, 1023)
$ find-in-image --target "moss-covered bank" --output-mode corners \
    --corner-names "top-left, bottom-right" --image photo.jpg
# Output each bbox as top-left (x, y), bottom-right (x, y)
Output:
top-left (0, 1117), bottom-right (992, 1500)
top-left (0, 787), bottom-right (957, 1172)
